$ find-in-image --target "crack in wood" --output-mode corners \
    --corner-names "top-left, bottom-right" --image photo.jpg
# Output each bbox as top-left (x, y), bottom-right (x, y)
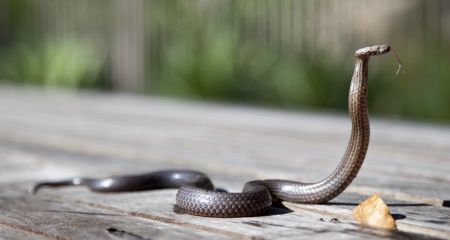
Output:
top-left (106, 227), bottom-right (152, 240)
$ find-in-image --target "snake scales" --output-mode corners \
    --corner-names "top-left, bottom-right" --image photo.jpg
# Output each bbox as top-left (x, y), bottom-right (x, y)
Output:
top-left (33, 45), bottom-right (392, 217)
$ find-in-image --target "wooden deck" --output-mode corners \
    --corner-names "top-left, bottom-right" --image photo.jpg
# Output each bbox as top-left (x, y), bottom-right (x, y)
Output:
top-left (0, 87), bottom-right (449, 240)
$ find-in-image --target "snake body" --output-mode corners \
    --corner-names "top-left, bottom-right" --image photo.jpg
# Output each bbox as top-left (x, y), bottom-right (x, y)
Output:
top-left (33, 45), bottom-right (392, 218)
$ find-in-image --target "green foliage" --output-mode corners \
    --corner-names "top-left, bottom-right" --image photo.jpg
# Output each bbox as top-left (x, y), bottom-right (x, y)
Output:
top-left (149, 2), bottom-right (350, 110)
top-left (370, 48), bottom-right (450, 121)
top-left (147, 1), bottom-right (450, 123)
top-left (0, 38), bottom-right (103, 88)
top-left (1, 1), bottom-right (450, 123)
top-left (154, 36), bottom-right (350, 110)
top-left (153, 26), bottom-right (450, 123)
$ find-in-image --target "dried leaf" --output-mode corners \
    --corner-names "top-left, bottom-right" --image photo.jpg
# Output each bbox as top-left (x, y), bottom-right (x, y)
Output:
top-left (353, 194), bottom-right (397, 230)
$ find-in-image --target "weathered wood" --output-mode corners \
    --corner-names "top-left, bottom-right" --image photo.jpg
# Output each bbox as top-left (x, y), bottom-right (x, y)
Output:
top-left (0, 87), bottom-right (449, 239)
top-left (0, 188), bottom-right (233, 240)
top-left (0, 224), bottom-right (48, 240)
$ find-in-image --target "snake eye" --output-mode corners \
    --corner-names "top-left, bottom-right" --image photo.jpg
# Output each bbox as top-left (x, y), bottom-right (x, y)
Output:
top-left (377, 45), bottom-right (391, 54)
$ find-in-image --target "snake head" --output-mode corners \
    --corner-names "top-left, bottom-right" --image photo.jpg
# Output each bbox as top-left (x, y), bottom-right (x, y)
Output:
top-left (355, 45), bottom-right (391, 58)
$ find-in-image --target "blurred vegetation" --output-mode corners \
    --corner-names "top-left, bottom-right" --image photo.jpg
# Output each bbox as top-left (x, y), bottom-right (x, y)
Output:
top-left (0, 0), bottom-right (449, 123)
top-left (0, 38), bottom-right (103, 88)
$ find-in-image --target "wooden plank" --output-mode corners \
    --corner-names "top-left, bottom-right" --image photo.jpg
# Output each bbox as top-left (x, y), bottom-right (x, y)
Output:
top-left (1, 142), bottom-right (448, 239)
top-left (6, 183), bottom-right (442, 240)
top-left (0, 87), bottom-right (449, 239)
top-left (1, 132), bottom-right (448, 207)
top-left (0, 224), bottom-right (48, 240)
top-left (0, 110), bottom-right (448, 203)
top-left (0, 87), bottom-right (448, 168)
top-left (1, 96), bottom-right (448, 179)
top-left (0, 188), bottom-right (235, 240)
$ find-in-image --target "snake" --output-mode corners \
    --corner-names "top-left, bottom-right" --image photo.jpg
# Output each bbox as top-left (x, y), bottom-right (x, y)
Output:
top-left (33, 45), bottom-right (393, 218)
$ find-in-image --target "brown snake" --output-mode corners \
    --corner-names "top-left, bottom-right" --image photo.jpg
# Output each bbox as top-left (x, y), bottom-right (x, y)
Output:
top-left (33, 45), bottom-right (393, 218)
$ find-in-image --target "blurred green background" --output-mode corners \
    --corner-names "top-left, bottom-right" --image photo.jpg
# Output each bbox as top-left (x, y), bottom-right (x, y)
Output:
top-left (0, 0), bottom-right (449, 123)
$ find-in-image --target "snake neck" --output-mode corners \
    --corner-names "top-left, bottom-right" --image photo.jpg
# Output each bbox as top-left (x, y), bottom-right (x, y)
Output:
top-left (321, 57), bottom-right (370, 197)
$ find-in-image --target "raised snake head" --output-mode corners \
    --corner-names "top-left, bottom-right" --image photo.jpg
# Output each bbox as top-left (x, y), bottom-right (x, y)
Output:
top-left (355, 45), bottom-right (391, 58)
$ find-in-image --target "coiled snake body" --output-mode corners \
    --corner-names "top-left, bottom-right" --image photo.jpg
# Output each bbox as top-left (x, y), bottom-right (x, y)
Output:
top-left (33, 45), bottom-right (392, 218)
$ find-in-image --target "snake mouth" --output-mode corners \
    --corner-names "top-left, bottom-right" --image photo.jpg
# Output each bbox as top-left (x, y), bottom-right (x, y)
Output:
top-left (355, 45), bottom-right (391, 58)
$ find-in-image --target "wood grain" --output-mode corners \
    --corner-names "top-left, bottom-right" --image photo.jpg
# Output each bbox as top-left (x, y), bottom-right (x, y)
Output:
top-left (0, 87), bottom-right (449, 239)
